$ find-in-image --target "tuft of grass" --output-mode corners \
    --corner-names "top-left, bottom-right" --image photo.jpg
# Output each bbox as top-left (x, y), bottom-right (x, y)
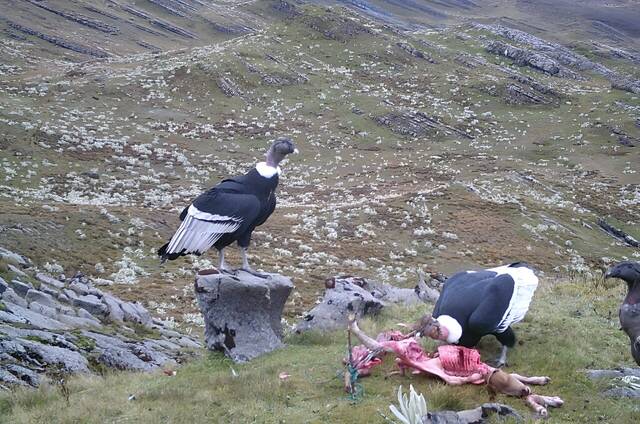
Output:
top-left (22, 336), bottom-right (50, 345)
top-left (129, 323), bottom-right (163, 341)
top-left (1, 277), bottom-right (639, 423)
top-left (69, 331), bottom-right (96, 352)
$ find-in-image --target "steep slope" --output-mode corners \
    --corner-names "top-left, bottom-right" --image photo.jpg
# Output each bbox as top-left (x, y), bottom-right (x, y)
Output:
top-left (0, 0), bottom-right (260, 65)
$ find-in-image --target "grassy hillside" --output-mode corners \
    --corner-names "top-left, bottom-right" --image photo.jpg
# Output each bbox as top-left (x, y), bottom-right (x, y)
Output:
top-left (1, 1), bottom-right (638, 331)
top-left (1, 2), bottom-right (639, 420)
top-left (1, 276), bottom-right (638, 423)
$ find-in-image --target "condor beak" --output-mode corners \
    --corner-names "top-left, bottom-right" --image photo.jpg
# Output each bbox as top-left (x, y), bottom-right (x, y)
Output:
top-left (293, 148), bottom-right (300, 154)
top-left (604, 269), bottom-right (615, 279)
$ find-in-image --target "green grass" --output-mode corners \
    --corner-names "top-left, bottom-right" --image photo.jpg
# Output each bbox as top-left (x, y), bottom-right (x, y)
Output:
top-left (1, 278), bottom-right (639, 423)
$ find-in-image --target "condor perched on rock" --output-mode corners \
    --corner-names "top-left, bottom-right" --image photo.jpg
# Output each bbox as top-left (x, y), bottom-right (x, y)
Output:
top-left (605, 261), bottom-right (640, 366)
top-left (158, 137), bottom-right (298, 276)
top-left (417, 262), bottom-right (539, 367)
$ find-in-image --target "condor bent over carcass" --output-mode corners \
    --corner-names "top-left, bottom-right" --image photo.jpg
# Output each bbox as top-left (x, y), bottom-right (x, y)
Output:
top-left (419, 262), bottom-right (539, 367)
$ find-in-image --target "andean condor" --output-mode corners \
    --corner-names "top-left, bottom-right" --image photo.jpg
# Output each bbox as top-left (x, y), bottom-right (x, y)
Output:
top-left (418, 262), bottom-right (539, 367)
top-left (158, 137), bottom-right (298, 276)
top-left (605, 261), bottom-right (640, 366)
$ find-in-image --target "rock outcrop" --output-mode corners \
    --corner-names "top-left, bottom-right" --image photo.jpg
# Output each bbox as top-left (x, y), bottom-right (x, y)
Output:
top-left (479, 23), bottom-right (640, 94)
top-left (0, 247), bottom-right (200, 390)
top-left (586, 368), bottom-right (640, 398)
top-left (295, 275), bottom-right (439, 333)
top-left (194, 270), bottom-right (293, 362)
top-left (486, 40), bottom-right (581, 79)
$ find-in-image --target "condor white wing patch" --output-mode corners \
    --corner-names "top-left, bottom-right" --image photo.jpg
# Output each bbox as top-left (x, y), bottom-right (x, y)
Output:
top-left (490, 265), bottom-right (539, 332)
top-left (164, 205), bottom-right (242, 256)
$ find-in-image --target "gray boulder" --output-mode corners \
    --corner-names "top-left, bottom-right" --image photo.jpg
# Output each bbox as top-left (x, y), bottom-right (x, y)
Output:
top-left (4, 364), bottom-right (40, 386)
top-left (5, 301), bottom-right (69, 330)
top-left (9, 280), bottom-right (33, 297)
top-left (423, 403), bottom-right (523, 423)
top-left (0, 247), bottom-right (31, 268)
top-left (120, 301), bottom-right (152, 327)
top-left (68, 281), bottom-right (90, 296)
top-left (101, 293), bottom-right (125, 323)
top-left (295, 274), bottom-right (439, 333)
top-left (0, 277), bottom-right (7, 295)
top-left (586, 368), bottom-right (640, 398)
top-left (72, 294), bottom-right (108, 317)
top-left (3, 287), bottom-right (28, 308)
top-left (35, 273), bottom-right (65, 289)
top-left (195, 270), bottom-right (293, 362)
top-left (295, 279), bottom-right (383, 333)
top-left (25, 289), bottom-right (58, 308)
top-left (20, 340), bottom-right (89, 373)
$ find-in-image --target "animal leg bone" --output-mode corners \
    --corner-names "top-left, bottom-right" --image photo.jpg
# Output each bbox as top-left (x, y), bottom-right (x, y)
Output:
top-left (509, 373), bottom-right (550, 385)
top-left (347, 318), bottom-right (390, 353)
top-left (524, 395), bottom-right (548, 417)
top-left (528, 394), bottom-right (564, 408)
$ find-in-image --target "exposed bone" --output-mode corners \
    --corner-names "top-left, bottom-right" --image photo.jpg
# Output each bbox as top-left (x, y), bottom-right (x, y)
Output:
top-left (347, 318), bottom-right (385, 352)
top-left (510, 373), bottom-right (550, 385)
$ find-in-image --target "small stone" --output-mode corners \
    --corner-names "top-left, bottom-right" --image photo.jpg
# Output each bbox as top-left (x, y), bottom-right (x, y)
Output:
top-left (77, 308), bottom-right (95, 320)
top-left (25, 289), bottom-right (58, 308)
top-left (101, 294), bottom-right (125, 323)
top-left (120, 302), bottom-right (151, 327)
top-left (35, 273), bottom-right (65, 289)
top-left (82, 171), bottom-right (100, 179)
top-left (68, 281), bottom-right (90, 296)
top-left (8, 280), bottom-right (33, 297)
top-left (72, 294), bottom-right (107, 317)
top-left (2, 288), bottom-right (28, 308)
top-left (7, 264), bottom-right (28, 278)
top-left (0, 247), bottom-right (30, 268)
top-left (62, 289), bottom-right (78, 301)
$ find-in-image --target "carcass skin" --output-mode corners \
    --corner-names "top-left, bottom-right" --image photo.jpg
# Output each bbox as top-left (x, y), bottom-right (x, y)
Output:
top-left (347, 319), bottom-right (563, 417)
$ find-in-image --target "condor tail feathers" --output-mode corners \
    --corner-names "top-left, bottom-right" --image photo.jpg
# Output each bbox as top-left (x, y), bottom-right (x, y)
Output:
top-left (157, 242), bottom-right (189, 264)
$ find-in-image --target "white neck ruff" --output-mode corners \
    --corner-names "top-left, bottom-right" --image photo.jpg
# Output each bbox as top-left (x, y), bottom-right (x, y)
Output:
top-left (256, 162), bottom-right (281, 178)
top-left (436, 315), bottom-right (463, 344)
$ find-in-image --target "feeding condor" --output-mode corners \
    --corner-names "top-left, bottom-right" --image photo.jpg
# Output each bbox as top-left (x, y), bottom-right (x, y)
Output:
top-left (605, 261), bottom-right (640, 366)
top-left (158, 137), bottom-right (298, 277)
top-left (416, 262), bottom-right (539, 367)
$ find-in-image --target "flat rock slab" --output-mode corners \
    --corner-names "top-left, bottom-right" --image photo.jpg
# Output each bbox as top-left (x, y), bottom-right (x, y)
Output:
top-left (195, 270), bottom-right (293, 363)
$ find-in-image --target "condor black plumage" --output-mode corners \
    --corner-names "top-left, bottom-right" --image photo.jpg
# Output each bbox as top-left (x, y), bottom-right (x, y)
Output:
top-left (605, 261), bottom-right (640, 366)
top-left (158, 137), bottom-right (297, 276)
top-left (424, 262), bottom-right (539, 367)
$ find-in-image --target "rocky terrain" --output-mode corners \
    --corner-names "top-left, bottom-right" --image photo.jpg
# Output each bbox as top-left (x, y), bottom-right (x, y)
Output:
top-left (0, 246), bottom-right (199, 389)
top-left (1, 0), bottom-right (639, 340)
